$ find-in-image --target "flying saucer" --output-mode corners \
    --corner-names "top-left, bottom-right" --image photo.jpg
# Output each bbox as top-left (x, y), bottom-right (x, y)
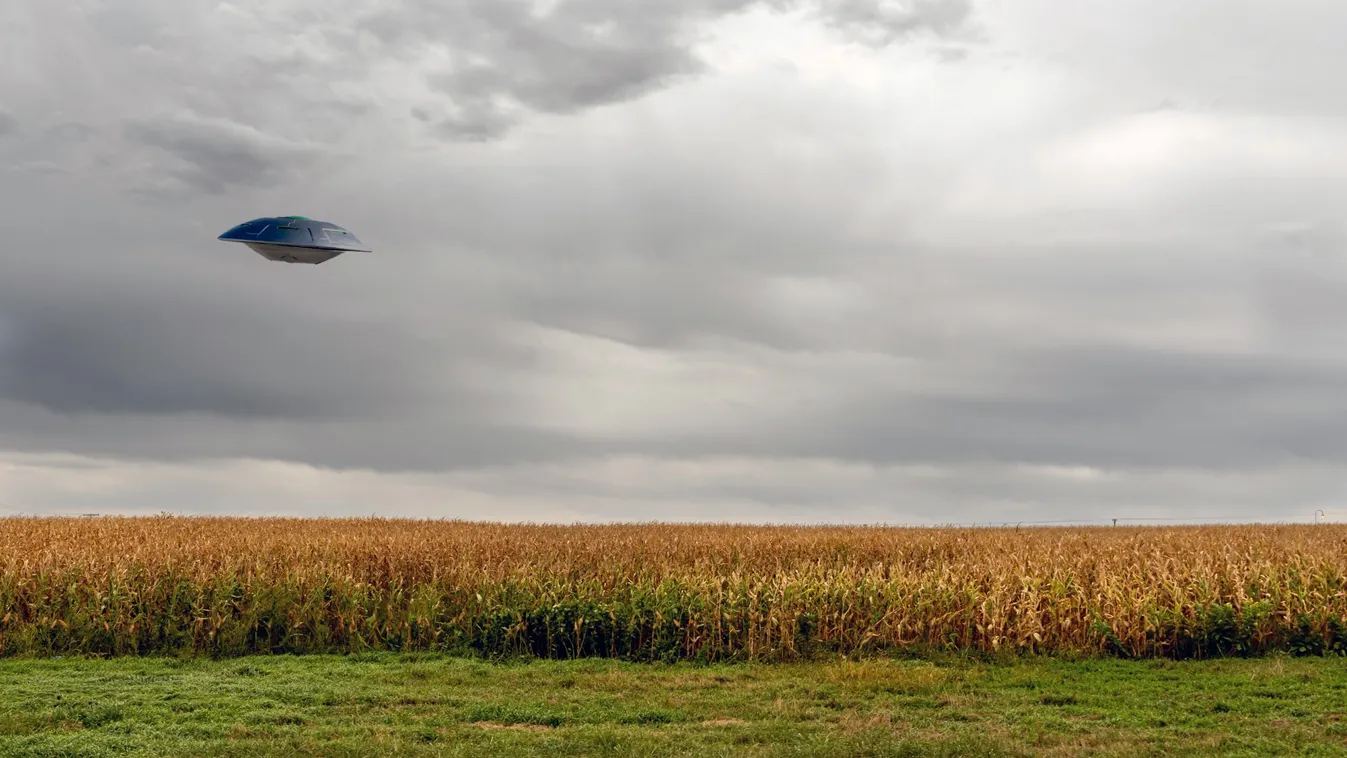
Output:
top-left (217, 215), bottom-right (372, 264)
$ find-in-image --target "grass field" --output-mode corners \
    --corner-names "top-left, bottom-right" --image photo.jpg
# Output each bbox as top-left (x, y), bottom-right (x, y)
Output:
top-left (2, 517), bottom-right (1346, 660)
top-left (1, 653), bottom-right (1345, 757)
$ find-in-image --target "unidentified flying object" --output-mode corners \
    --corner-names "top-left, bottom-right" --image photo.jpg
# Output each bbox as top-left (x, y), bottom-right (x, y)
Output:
top-left (217, 216), bottom-right (372, 264)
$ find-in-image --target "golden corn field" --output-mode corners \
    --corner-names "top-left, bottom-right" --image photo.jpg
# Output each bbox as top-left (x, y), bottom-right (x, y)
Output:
top-left (0, 516), bottom-right (1344, 661)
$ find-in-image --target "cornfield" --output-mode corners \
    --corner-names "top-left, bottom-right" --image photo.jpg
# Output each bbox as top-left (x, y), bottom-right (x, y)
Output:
top-left (0, 517), bottom-right (1344, 661)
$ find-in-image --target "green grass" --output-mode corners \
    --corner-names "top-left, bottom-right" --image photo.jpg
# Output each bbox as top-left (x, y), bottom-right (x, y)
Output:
top-left (0, 653), bottom-right (1344, 756)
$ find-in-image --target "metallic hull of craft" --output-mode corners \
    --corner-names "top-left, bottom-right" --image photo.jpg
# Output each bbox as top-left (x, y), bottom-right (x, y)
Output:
top-left (217, 216), bottom-right (371, 265)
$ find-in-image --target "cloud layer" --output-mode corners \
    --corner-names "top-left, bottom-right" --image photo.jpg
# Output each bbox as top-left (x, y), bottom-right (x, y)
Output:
top-left (3, 0), bottom-right (1347, 522)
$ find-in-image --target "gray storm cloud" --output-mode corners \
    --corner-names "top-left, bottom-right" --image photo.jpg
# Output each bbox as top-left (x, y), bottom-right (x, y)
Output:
top-left (124, 115), bottom-right (332, 195)
top-left (363, 0), bottom-right (975, 140)
top-left (4, 0), bottom-right (1347, 522)
top-left (0, 290), bottom-right (445, 420)
top-left (824, 0), bottom-right (975, 46)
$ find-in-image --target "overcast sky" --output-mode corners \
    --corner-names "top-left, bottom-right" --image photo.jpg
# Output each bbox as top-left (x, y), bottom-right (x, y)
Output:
top-left (3, 0), bottom-right (1347, 524)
